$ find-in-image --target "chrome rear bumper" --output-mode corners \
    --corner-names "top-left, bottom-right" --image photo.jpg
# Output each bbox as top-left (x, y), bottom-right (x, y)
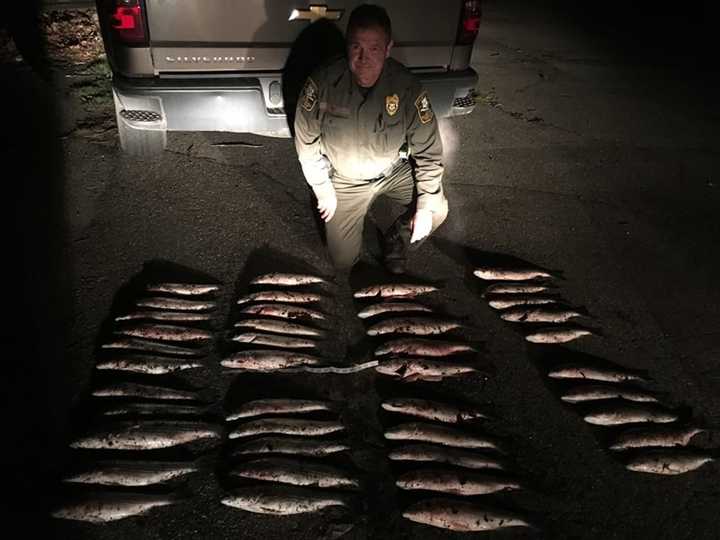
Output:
top-left (113, 67), bottom-right (478, 138)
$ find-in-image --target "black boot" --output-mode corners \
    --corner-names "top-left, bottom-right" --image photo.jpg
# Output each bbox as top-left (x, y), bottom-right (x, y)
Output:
top-left (382, 214), bottom-right (412, 275)
top-left (384, 251), bottom-right (406, 274)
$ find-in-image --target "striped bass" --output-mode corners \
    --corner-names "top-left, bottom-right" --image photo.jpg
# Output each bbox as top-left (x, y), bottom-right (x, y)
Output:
top-left (137, 297), bottom-right (216, 311)
top-left (70, 421), bottom-right (221, 450)
top-left (63, 460), bottom-right (198, 487)
top-left (239, 303), bottom-right (326, 321)
top-left (229, 418), bottom-right (344, 439)
top-left (95, 356), bottom-right (203, 375)
top-left (354, 283), bottom-right (438, 299)
top-left (396, 469), bottom-right (520, 495)
top-left (250, 273), bottom-right (328, 286)
top-left (221, 350), bottom-right (323, 371)
top-left (403, 498), bottom-right (530, 531)
top-left (233, 318), bottom-right (324, 337)
top-left (52, 492), bottom-right (181, 522)
top-left (222, 486), bottom-right (348, 515)
top-left (384, 422), bottom-right (501, 451)
top-left (226, 399), bottom-right (334, 420)
top-left (116, 323), bottom-right (212, 343)
top-left (229, 458), bottom-right (359, 489)
top-left (236, 290), bottom-right (324, 304)
top-left (146, 283), bottom-right (220, 295)
top-left (381, 398), bottom-right (489, 424)
top-left (231, 332), bottom-right (317, 350)
top-left (357, 301), bottom-right (432, 319)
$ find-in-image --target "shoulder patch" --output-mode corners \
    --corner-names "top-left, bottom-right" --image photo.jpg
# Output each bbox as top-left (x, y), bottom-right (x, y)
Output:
top-left (414, 92), bottom-right (434, 124)
top-left (301, 78), bottom-right (318, 112)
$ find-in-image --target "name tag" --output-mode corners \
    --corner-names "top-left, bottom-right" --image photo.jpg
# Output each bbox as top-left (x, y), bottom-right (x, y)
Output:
top-left (326, 104), bottom-right (350, 117)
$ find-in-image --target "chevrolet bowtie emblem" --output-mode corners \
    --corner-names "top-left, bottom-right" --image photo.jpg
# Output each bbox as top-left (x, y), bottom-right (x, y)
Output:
top-left (289, 5), bottom-right (344, 22)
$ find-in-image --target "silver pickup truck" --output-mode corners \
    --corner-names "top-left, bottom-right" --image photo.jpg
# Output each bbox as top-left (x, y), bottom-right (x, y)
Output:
top-left (95, 0), bottom-right (480, 155)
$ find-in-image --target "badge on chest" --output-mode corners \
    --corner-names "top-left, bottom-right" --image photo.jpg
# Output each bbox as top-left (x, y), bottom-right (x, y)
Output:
top-left (385, 94), bottom-right (399, 116)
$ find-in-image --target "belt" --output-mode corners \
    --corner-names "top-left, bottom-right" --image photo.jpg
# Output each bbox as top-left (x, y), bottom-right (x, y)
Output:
top-left (370, 158), bottom-right (404, 182)
top-left (331, 158), bottom-right (406, 183)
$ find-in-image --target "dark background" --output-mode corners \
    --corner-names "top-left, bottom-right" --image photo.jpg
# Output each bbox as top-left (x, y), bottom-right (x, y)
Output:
top-left (3, 1), bottom-right (719, 538)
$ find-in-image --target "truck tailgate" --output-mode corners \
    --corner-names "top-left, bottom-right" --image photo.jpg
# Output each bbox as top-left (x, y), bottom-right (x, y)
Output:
top-left (145, 0), bottom-right (460, 73)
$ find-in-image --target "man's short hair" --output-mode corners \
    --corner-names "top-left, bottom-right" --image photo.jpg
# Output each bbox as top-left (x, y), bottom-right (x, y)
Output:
top-left (346, 4), bottom-right (392, 43)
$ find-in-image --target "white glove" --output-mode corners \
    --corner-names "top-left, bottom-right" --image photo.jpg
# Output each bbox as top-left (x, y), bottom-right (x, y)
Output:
top-left (316, 189), bottom-right (337, 222)
top-left (410, 208), bottom-right (433, 243)
top-left (300, 156), bottom-right (336, 222)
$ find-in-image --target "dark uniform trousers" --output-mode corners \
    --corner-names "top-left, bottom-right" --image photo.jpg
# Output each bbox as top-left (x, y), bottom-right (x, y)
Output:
top-left (326, 160), bottom-right (449, 269)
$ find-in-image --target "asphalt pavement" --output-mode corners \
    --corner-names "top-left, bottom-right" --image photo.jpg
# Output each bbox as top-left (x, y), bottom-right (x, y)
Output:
top-left (5, 1), bottom-right (719, 539)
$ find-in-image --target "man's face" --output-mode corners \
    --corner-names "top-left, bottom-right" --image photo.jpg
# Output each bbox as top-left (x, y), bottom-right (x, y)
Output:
top-left (347, 26), bottom-right (393, 88)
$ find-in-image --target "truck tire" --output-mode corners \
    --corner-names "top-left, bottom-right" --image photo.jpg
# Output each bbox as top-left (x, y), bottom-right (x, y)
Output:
top-left (116, 110), bottom-right (167, 156)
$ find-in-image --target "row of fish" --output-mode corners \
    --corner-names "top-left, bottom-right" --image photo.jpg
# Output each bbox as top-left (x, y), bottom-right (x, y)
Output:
top-left (224, 273), bottom-right (334, 372)
top-left (101, 281), bottom-right (220, 368)
top-left (474, 265), bottom-right (597, 344)
top-left (221, 273), bottom-right (363, 516)
top-left (354, 282), bottom-right (538, 532)
top-left (52, 265), bottom-right (717, 535)
top-left (221, 395), bottom-right (362, 515)
top-left (353, 282), bottom-right (486, 382)
top-left (381, 396), bottom-right (533, 532)
top-left (52, 280), bottom-right (223, 523)
top-left (476, 263), bottom-right (717, 475)
top-left (543, 359), bottom-right (715, 475)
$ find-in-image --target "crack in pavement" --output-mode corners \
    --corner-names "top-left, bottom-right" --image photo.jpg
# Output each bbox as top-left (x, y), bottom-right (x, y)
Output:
top-left (162, 147), bottom-right (309, 215)
top-left (250, 166), bottom-right (307, 209)
top-left (474, 97), bottom-right (586, 138)
top-left (662, 329), bottom-right (720, 343)
top-left (445, 181), bottom-right (621, 208)
top-left (480, 37), bottom-right (611, 69)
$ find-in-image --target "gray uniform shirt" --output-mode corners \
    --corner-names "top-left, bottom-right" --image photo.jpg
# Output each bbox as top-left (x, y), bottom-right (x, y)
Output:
top-left (294, 57), bottom-right (445, 213)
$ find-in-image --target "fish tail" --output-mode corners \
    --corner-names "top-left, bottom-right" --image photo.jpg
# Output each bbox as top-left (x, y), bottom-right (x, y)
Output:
top-left (518, 512), bottom-right (542, 532)
top-left (691, 423), bottom-right (714, 435)
top-left (199, 401), bottom-right (224, 418)
top-left (675, 404), bottom-right (696, 421)
top-left (574, 305), bottom-right (591, 317)
top-left (468, 339), bottom-right (487, 352)
top-left (189, 455), bottom-right (219, 475)
top-left (170, 486), bottom-right (194, 502)
top-left (456, 314), bottom-right (474, 325)
top-left (589, 326), bottom-right (605, 337)
top-left (430, 277), bottom-right (449, 288)
top-left (195, 387), bottom-right (218, 404)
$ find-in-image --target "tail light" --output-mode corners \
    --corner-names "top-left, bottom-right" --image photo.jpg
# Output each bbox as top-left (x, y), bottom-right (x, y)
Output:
top-left (100, 0), bottom-right (148, 46)
top-left (456, 0), bottom-right (481, 45)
